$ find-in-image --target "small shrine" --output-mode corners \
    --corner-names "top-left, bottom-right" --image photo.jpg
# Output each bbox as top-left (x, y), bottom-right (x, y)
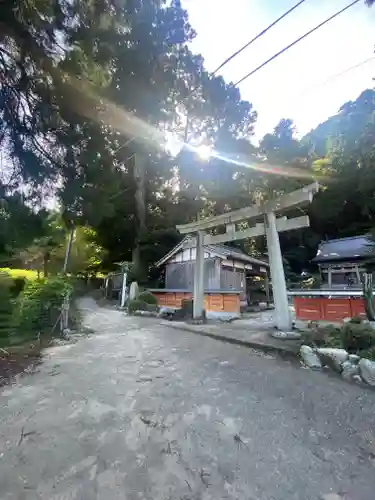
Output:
top-left (148, 238), bottom-right (269, 320)
top-left (290, 235), bottom-right (375, 322)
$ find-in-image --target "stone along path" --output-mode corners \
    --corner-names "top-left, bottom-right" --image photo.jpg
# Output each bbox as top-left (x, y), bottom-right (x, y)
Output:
top-left (1, 297), bottom-right (375, 499)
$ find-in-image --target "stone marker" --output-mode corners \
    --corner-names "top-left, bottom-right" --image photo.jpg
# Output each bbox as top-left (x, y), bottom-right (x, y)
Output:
top-left (129, 281), bottom-right (139, 300)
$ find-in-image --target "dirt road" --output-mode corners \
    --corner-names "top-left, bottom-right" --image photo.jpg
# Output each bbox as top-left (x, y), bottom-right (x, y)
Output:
top-left (1, 297), bottom-right (375, 499)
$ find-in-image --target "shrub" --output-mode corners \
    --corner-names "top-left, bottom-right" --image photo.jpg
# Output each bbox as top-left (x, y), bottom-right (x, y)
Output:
top-left (348, 315), bottom-right (364, 324)
top-left (128, 298), bottom-right (158, 314)
top-left (0, 268), bottom-right (38, 281)
top-left (359, 346), bottom-right (375, 361)
top-left (302, 323), bottom-right (341, 348)
top-left (128, 299), bottom-right (148, 314)
top-left (0, 270), bottom-right (29, 298)
top-left (340, 322), bottom-right (375, 353)
top-left (0, 273), bottom-right (14, 342)
top-left (9, 276), bottom-right (27, 297)
top-left (13, 276), bottom-right (72, 335)
top-left (138, 291), bottom-right (158, 306)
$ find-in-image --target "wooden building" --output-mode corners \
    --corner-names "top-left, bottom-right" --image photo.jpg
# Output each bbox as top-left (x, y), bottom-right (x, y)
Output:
top-left (290, 235), bottom-right (375, 322)
top-left (313, 235), bottom-right (375, 288)
top-left (148, 238), bottom-right (269, 319)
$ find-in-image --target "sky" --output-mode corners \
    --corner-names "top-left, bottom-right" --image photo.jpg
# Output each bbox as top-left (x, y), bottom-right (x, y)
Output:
top-left (183, 0), bottom-right (375, 140)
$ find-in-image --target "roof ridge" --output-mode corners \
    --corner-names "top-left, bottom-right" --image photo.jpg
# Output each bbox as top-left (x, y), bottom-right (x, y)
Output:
top-left (321, 235), bottom-right (372, 244)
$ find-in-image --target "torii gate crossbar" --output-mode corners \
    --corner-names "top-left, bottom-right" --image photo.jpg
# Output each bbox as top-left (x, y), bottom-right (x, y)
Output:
top-left (176, 182), bottom-right (319, 331)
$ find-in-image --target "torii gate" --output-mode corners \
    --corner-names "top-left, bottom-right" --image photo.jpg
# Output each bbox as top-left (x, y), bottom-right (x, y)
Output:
top-left (176, 182), bottom-right (319, 331)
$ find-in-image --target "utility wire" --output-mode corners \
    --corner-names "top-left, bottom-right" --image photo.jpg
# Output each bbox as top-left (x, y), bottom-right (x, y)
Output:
top-left (270, 56), bottom-right (374, 113)
top-left (212, 0), bottom-right (307, 75)
top-left (235, 0), bottom-right (361, 86)
top-left (298, 55), bottom-right (375, 96)
top-left (182, 0), bottom-right (307, 105)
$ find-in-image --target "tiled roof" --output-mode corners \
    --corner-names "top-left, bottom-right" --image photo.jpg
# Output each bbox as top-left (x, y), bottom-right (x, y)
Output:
top-left (156, 237), bottom-right (269, 268)
top-left (206, 244), bottom-right (269, 267)
top-left (313, 235), bottom-right (375, 263)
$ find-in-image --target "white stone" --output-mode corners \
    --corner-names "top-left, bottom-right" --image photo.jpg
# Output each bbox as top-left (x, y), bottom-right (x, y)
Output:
top-left (317, 348), bottom-right (348, 372)
top-left (300, 345), bottom-right (322, 369)
top-left (129, 281), bottom-right (139, 300)
top-left (271, 331), bottom-right (301, 340)
top-left (348, 354), bottom-right (360, 364)
top-left (359, 358), bottom-right (375, 387)
top-left (134, 310), bottom-right (157, 317)
top-left (341, 360), bottom-right (360, 381)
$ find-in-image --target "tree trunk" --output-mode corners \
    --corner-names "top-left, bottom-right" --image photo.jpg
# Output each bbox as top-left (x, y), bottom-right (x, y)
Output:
top-left (63, 227), bottom-right (75, 274)
top-left (132, 153), bottom-right (146, 282)
top-left (43, 252), bottom-right (49, 278)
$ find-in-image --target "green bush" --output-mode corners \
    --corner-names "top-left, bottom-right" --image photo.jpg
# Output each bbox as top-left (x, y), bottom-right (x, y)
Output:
top-left (128, 298), bottom-right (158, 314)
top-left (13, 276), bottom-right (72, 335)
top-left (303, 323), bottom-right (341, 348)
top-left (359, 346), bottom-right (375, 361)
top-left (0, 273), bottom-right (14, 341)
top-left (9, 276), bottom-right (27, 297)
top-left (138, 291), bottom-right (158, 305)
top-left (0, 268), bottom-right (38, 281)
top-left (348, 315), bottom-right (363, 324)
top-left (128, 299), bottom-right (148, 314)
top-left (340, 322), bottom-right (375, 353)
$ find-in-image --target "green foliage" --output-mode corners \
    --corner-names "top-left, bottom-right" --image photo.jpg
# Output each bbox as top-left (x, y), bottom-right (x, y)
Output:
top-left (1, 0), bottom-right (375, 282)
top-left (303, 323), bottom-right (341, 348)
top-left (340, 321), bottom-right (375, 353)
top-left (0, 273), bottom-right (14, 340)
top-left (306, 317), bottom-right (375, 360)
top-left (137, 291), bottom-right (158, 306)
top-left (127, 299), bottom-right (153, 315)
top-left (13, 277), bottom-right (72, 335)
top-left (0, 268), bottom-right (39, 281)
top-left (0, 191), bottom-right (47, 265)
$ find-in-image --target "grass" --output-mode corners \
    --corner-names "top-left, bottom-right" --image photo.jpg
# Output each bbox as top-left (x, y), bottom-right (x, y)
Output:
top-left (0, 268), bottom-right (39, 281)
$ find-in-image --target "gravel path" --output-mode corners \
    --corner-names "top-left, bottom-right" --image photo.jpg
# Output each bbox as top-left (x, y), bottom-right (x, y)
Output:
top-left (1, 297), bottom-right (375, 500)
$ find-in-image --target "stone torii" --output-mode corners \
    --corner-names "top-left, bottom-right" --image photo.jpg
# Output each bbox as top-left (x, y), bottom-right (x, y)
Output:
top-left (176, 182), bottom-right (319, 331)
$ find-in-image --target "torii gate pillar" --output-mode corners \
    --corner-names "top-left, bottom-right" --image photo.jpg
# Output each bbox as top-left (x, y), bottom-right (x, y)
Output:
top-left (193, 230), bottom-right (205, 319)
top-left (265, 211), bottom-right (292, 331)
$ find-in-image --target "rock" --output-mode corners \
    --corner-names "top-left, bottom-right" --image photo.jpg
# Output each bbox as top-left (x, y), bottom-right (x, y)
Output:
top-left (321, 494), bottom-right (342, 500)
top-left (359, 358), bottom-right (375, 386)
top-left (348, 354), bottom-right (360, 364)
top-left (317, 348), bottom-right (348, 373)
top-left (300, 345), bottom-right (322, 369)
top-left (271, 331), bottom-right (301, 340)
top-left (134, 310), bottom-right (157, 317)
top-left (353, 374), bottom-right (363, 384)
top-left (341, 360), bottom-right (360, 381)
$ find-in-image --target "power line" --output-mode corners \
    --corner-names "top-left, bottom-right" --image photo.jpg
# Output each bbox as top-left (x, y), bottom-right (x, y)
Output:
top-left (299, 55), bottom-right (375, 96)
top-left (212, 0), bottom-right (307, 75)
top-left (234, 0), bottom-right (361, 86)
top-left (183, 0), bottom-right (307, 104)
top-left (272, 56), bottom-right (374, 112)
